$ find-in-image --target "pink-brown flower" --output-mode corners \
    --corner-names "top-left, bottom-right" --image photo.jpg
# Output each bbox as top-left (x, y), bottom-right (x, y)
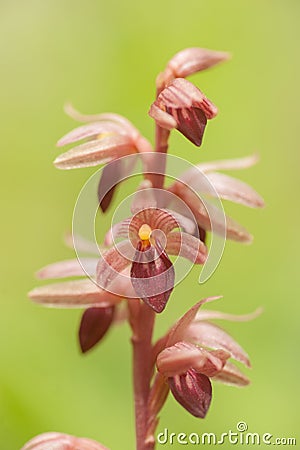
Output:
top-left (152, 298), bottom-right (261, 418)
top-left (21, 432), bottom-right (108, 450)
top-left (55, 105), bottom-right (153, 170)
top-left (97, 205), bottom-right (207, 313)
top-left (54, 105), bottom-right (153, 211)
top-left (149, 78), bottom-right (217, 146)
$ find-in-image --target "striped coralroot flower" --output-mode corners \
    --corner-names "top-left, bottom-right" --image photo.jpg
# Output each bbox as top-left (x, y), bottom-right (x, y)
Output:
top-left (149, 78), bottom-right (217, 146)
top-left (153, 298), bottom-right (261, 418)
top-left (98, 205), bottom-right (207, 313)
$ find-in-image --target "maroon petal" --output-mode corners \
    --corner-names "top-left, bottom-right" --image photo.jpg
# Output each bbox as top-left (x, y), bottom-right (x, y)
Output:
top-left (130, 241), bottom-right (175, 313)
top-left (98, 159), bottom-right (125, 213)
top-left (79, 306), bottom-right (115, 353)
top-left (168, 369), bottom-right (212, 418)
top-left (173, 106), bottom-right (207, 146)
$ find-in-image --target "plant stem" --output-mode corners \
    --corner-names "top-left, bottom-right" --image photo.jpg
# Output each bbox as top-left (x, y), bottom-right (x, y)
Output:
top-left (129, 301), bottom-right (156, 450)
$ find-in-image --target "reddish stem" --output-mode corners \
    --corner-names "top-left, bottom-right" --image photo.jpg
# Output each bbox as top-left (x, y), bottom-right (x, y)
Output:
top-left (129, 301), bottom-right (156, 450)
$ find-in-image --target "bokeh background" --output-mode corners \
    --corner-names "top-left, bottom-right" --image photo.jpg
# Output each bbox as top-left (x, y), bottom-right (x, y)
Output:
top-left (1, 1), bottom-right (299, 449)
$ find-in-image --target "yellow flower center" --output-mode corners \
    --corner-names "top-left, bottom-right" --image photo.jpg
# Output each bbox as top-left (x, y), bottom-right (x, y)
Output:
top-left (138, 224), bottom-right (152, 242)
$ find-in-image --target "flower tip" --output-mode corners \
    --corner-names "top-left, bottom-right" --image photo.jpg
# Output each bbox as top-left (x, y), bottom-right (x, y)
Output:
top-left (79, 306), bottom-right (114, 353)
top-left (53, 155), bottom-right (67, 169)
top-left (146, 293), bottom-right (171, 313)
top-left (168, 370), bottom-right (212, 418)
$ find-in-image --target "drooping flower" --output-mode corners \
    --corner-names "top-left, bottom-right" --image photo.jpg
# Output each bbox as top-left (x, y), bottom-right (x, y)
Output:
top-left (168, 154), bottom-right (265, 243)
top-left (151, 298), bottom-right (261, 418)
top-left (149, 78), bottom-right (217, 146)
top-left (21, 432), bottom-right (109, 450)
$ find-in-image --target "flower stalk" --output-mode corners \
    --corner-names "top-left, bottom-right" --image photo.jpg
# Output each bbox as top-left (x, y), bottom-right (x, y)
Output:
top-left (129, 301), bottom-right (156, 450)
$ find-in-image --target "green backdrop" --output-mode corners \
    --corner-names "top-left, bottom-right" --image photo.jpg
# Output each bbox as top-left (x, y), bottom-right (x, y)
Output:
top-left (1, 0), bottom-right (299, 449)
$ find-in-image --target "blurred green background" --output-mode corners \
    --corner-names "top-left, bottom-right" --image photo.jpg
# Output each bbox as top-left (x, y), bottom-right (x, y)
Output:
top-left (1, 0), bottom-right (299, 449)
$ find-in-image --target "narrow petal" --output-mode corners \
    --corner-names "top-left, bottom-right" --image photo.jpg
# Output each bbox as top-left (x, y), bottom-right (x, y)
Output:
top-left (195, 306), bottom-right (263, 322)
top-left (96, 241), bottom-right (133, 290)
top-left (205, 172), bottom-right (265, 208)
top-left (167, 47), bottom-right (230, 78)
top-left (54, 135), bottom-right (136, 169)
top-left (56, 121), bottom-right (126, 147)
top-left (21, 432), bottom-right (109, 450)
top-left (64, 102), bottom-right (138, 135)
top-left (212, 361), bottom-right (250, 387)
top-left (170, 154), bottom-right (260, 192)
top-left (166, 297), bottom-right (222, 346)
top-left (79, 306), bottom-right (114, 353)
top-left (168, 369), bottom-right (212, 418)
top-left (197, 154), bottom-right (260, 174)
top-left (170, 183), bottom-right (253, 243)
top-left (184, 321), bottom-right (251, 367)
top-left (29, 279), bottom-right (121, 308)
top-left (157, 342), bottom-right (229, 377)
top-left (36, 258), bottom-right (98, 279)
top-left (130, 241), bottom-right (175, 313)
top-left (166, 231), bottom-right (207, 264)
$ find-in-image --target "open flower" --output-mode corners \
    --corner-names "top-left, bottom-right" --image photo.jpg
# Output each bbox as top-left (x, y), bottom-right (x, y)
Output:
top-left (149, 78), bottom-right (217, 146)
top-left (151, 298), bottom-right (260, 418)
top-left (168, 154), bottom-right (265, 243)
top-left (97, 203), bottom-right (207, 313)
top-left (21, 432), bottom-right (108, 450)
